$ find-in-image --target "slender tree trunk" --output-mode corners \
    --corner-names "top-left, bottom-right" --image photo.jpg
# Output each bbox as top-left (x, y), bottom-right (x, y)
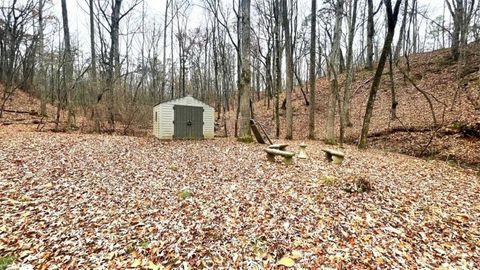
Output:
top-left (411, 0), bottom-right (418, 53)
top-left (325, 0), bottom-right (344, 144)
top-left (238, 0), bottom-right (252, 140)
top-left (389, 49), bottom-right (397, 119)
top-left (274, 0), bottom-right (282, 138)
top-left (61, 0), bottom-right (75, 128)
top-left (213, 19), bottom-right (221, 124)
top-left (89, 0), bottom-right (100, 132)
top-left (366, 0), bottom-right (375, 70)
top-left (343, 0), bottom-right (358, 127)
top-left (170, 4), bottom-right (175, 99)
top-left (283, 0), bottom-right (294, 140)
top-left (359, 0), bottom-right (402, 149)
top-left (38, 0), bottom-right (47, 117)
top-left (161, 0), bottom-right (170, 102)
top-left (265, 38), bottom-right (273, 110)
top-left (308, 0), bottom-right (316, 139)
top-left (394, 0), bottom-right (408, 61)
top-left (235, 1), bottom-right (242, 137)
top-left (89, 0), bottom-right (96, 88)
top-left (107, 0), bottom-right (122, 131)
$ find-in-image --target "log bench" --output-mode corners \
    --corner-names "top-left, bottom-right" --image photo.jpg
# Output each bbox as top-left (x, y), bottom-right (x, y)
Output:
top-left (268, 144), bottom-right (289, 151)
top-left (322, 149), bottom-right (345, 164)
top-left (265, 148), bottom-right (295, 165)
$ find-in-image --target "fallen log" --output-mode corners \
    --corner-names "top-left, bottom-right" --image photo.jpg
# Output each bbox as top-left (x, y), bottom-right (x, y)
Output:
top-left (2, 109), bottom-right (39, 115)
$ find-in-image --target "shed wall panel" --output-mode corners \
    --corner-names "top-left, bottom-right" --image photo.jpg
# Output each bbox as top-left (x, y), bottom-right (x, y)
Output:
top-left (153, 96), bottom-right (215, 139)
top-left (153, 106), bottom-right (161, 138)
top-left (203, 107), bottom-right (214, 138)
top-left (159, 104), bottom-right (174, 139)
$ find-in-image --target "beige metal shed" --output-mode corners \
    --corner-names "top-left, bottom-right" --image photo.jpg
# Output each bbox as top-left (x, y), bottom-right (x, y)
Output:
top-left (153, 96), bottom-right (215, 139)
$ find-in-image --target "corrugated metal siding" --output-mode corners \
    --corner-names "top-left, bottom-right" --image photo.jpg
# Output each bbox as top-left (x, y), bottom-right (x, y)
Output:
top-left (203, 107), bottom-right (214, 138)
top-left (159, 104), bottom-right (174, 139)
top-left (153, 96), bottom-right (215, 139)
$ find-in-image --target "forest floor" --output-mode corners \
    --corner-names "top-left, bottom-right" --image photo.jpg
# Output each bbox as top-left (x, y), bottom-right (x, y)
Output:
top-left (2, 45), bottom-right (479, 169)
top-left (1, 129), bottom-right (479, 269)
top-left (224, 45), bottom-right (480, 169)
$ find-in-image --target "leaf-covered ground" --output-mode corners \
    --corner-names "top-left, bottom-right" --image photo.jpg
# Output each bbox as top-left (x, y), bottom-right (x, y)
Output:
top-left (1, 131), bottom-right (479, 269)
top-left (227, 45), bottom-right (480, 168)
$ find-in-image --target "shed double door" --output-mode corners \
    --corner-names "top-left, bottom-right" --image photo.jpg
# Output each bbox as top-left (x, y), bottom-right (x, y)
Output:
top-left (173, 105), bottom-right (204, 139)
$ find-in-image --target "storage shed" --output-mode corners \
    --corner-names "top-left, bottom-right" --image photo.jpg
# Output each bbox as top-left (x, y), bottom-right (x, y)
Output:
top-left (153, 96), bottom-right (215, 139)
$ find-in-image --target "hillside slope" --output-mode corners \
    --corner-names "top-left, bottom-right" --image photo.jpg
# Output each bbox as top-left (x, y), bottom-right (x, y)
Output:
top-left (0, 86), bottom-right (59, 132)
top-left (1, 45), bottom-right (479, 168)
top-left (229, 45), bottom-right (480, 168)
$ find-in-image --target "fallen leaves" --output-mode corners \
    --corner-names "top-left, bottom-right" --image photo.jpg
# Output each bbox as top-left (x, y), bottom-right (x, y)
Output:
top-left (146, 260), bottom-right (162, 270)
top-left (383, 226), bottom-right (404, 236)
top-left (277, 256), bottom-right (295, 267)
top-left (448, 213), bottom-right (470, 225)
top-left (0, 131), bottom-right (479, 268)
top-left (131, 258), bottom-right (142, 267)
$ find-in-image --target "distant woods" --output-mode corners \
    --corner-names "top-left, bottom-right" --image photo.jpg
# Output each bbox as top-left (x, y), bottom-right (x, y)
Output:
top-left (0, 0), bottom-right (479, 144)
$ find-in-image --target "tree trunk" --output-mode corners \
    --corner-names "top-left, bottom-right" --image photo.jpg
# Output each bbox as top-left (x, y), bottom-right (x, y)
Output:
top-left (274, 0), bottom-right (282, 139)
top-left (238, 0), bottom-right (252, 140)
top-left (107, 0), bottom-right (122, 131)
top-left (89, 0), bottom-right (100, 132)
top-left (61, 0), bottom-right (75, 128)
top-left (343, 0), bottom-right (358, 128)
top-left (235, 0), bottom-right (242, 138)
top-left (265, 38), bottom-right (273, 110)
top-left (308, 0), bottom-right (316, 139)
top-left (389, 49), bottom-right (397, 119)
top-left (446, 0), bottom-right (474, 61)
top-left (358, 0), bottom-right (402, 149)
top-left (366, 0), bottom-right (375, 70)
top-left (325, 0), bottom-right (344, 144)
top-left (283, 0), bottom-right (294, 140)
top-left (161, 0), bottom-right (170, 102)
top-left (393, 0), bottom-right (408, 61)
top-left (38, 0), bottom-right (47, 117)
top-left (411, 0), bottom-right (418, 54)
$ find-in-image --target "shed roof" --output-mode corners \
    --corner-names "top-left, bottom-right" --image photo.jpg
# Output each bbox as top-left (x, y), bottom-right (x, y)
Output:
top-left (153, 95), bottom-right (214, 109)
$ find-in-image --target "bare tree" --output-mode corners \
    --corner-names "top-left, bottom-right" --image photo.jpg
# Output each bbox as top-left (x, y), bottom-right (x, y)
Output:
top-left (61, 0), bottom-right (75, 128)
top-left (366, 0), bottom-right (382, 70)
top-left (273, 0), bottom-right (282, 138)
top-left (88, 0), bottom-right (101, 132)
top-left (446, 0), bottom-right (476, 61)
top-left (0, 0), bottom-right (36, 118)
top-left (160, 0), bottom-right (172, 102)
top-left (393, 0), bottom-right (408, 60)
top-left (96, 0), bottom-right (141, 131)
top-left (359, 0), bottom-right (402, 149)
top-left (343, 0), bottom-right (359, 128)
top-left (283, 0), bottom-right (294, 139)
top-left (308, 0), bottom-right (316, 139)
top-left (238, 0), bottom-right (252, 140)
top-left (38, 0), bottom-right (47, 117)
top-left (325, 0), bottom-right (344, 144)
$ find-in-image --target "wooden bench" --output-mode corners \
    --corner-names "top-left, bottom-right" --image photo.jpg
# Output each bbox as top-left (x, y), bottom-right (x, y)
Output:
top-left (268, 144), bottom-right (289, 151)
top-left (322, 149), bottom-right (345, 164)
top-left (265, 148), bottom-right (295, 165)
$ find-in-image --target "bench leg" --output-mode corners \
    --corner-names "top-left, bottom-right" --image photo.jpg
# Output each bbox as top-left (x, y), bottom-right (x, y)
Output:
top-left (284, 156), bottom-right (293, 165)
top-left (266, 153), bottom-right (275, 162)
top-left (332, 155), bottom-right (343, 165)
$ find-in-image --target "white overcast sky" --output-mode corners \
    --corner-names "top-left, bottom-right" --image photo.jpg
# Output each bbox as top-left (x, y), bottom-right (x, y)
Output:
top-left (49, 0), bottom-right (446, 60)
top-left (53, 0), bottom-right (445, 35)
